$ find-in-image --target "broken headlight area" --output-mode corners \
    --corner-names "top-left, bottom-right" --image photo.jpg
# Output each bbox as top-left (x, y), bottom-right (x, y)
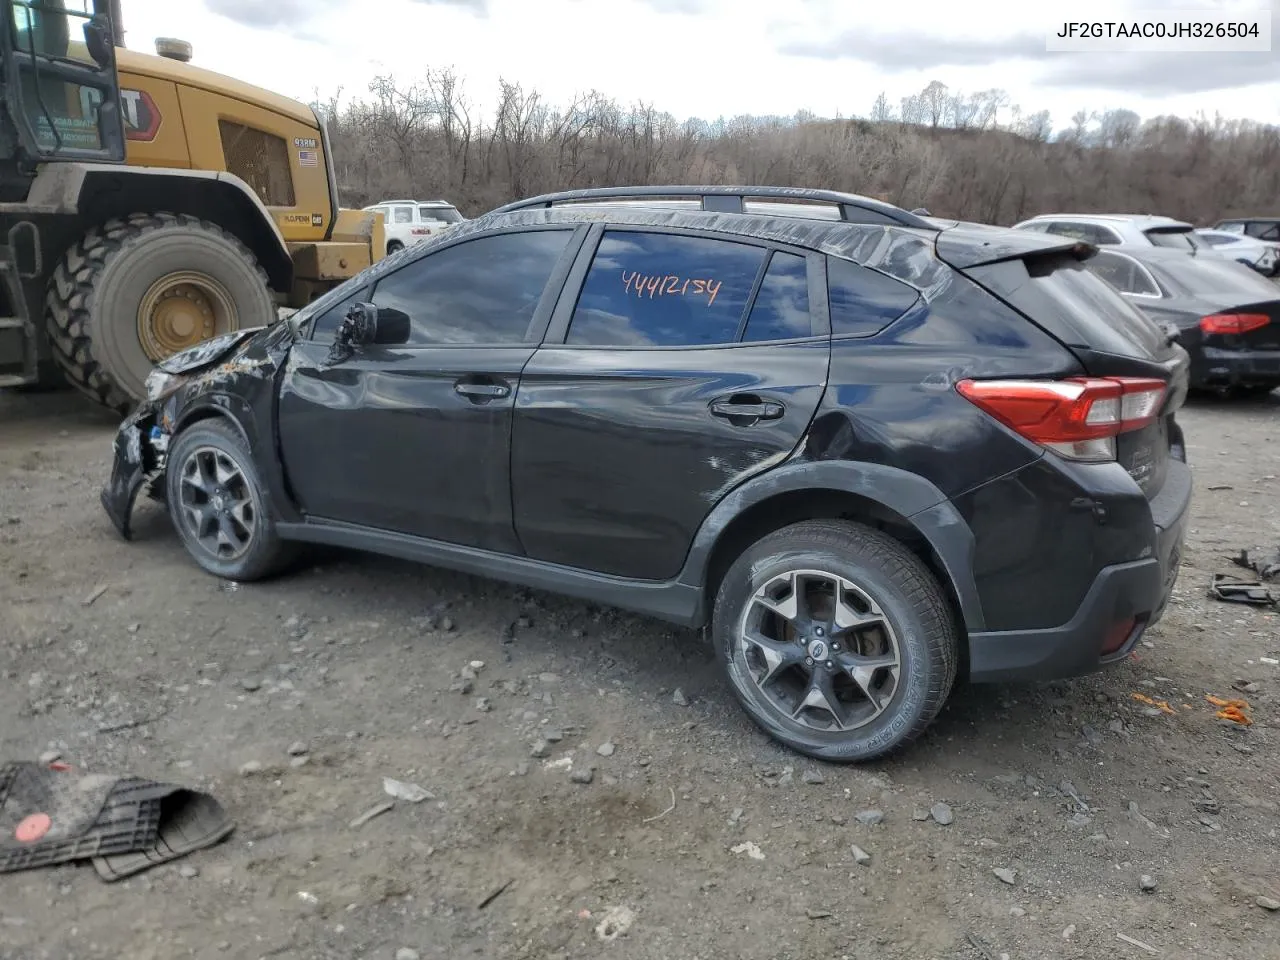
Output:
top-left (100, 405), bottom-right (173, 541)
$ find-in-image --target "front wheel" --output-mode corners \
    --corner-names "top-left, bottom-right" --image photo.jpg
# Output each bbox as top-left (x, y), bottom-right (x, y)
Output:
top-left (712, 519), bottom-right (959, 762)
top-left (165, 419), bottom-right (297, 582)
top-left (386, 239), bottom-right (404, 255)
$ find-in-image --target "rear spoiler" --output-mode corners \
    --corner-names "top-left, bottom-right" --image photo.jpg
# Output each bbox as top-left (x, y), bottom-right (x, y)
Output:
top-left (933, 221), bottom-right (1098, 270)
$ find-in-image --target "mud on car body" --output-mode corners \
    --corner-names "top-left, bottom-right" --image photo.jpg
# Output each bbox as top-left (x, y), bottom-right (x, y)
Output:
top-left (101, 186), bottom-right (1193, 763)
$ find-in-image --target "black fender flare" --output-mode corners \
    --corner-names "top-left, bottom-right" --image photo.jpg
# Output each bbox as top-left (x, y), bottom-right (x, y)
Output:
top-left (172, 394), bottom-right (303, 525)
top-left (676, 460), bottom-right (986, 632)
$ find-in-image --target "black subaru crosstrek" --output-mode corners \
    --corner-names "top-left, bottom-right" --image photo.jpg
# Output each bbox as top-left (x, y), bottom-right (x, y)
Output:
top-left (101, 186), bottom-right (1192, 762)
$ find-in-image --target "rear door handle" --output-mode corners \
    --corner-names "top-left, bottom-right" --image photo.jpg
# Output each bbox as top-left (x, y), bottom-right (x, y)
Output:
top-left (454, 380), bottom-right (511, 401)
top-left (709, 397), bottom-right (785, 423)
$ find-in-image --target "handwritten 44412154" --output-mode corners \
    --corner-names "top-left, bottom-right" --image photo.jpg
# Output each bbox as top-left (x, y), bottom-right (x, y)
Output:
top-left (622, 270), bottom-right (723, 306)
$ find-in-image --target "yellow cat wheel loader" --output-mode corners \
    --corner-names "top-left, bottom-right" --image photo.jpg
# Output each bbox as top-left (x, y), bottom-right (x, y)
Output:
top-left (0, 0), bottom-right (383, 414)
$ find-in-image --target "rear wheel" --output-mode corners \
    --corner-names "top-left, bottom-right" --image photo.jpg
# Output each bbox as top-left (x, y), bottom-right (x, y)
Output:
top-left (44, 213), bottom-right (272, 415)
top-left (712, 519), bottom-right (958, 762)
top-left (1234, 382), bottom-right (1280, 399)
top-left (165, 419), bottom-right (297, 581)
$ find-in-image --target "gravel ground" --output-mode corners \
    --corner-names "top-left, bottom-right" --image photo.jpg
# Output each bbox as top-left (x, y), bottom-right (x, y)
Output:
top-left (1, 387), bottom-right (1278, 960)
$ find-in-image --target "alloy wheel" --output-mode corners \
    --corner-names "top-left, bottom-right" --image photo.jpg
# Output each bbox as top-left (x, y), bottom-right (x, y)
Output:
top-left (177, 445), bottom-right (257, 561)
top-left (736, 568), bottom-right (902, 732)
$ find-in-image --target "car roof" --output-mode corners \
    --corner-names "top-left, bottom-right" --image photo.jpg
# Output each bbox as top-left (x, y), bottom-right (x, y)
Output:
top-left (1022, 213), bottom-right (1193, 229)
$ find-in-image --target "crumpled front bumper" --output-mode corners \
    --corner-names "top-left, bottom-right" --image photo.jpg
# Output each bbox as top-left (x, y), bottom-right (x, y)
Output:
top-left (100, 404), bottom-right (169, 540)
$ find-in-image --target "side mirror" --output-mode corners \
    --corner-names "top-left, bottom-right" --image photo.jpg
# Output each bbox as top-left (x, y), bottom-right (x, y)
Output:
top-left (83, 19), bottom-right (114, 69)
top-left (338, 301), bottom-right (410, 347)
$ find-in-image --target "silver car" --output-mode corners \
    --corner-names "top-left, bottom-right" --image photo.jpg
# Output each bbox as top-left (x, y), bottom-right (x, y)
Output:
top-left (1195, 228), bottom-right (1279, 277)
top-left (1011, 214), bottom-right (1224, 258)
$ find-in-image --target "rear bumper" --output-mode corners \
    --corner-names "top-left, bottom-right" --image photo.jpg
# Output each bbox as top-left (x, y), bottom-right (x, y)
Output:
top-left (1194, 346), bottom-right (1280, 387)
top-left (967, 458), bottom-right (1191, 683)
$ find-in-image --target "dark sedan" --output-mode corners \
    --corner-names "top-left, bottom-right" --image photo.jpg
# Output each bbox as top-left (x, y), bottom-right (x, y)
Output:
top-left (1084, 244), bottom-right (1280, 397)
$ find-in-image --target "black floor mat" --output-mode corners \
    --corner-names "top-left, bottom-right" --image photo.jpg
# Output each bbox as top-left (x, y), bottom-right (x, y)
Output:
top-left (0, 761), bottom-right (234, 881)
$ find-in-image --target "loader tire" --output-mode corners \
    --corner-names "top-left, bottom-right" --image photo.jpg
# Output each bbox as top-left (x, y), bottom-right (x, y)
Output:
top-left (44, 213), bottom-right (273, 416)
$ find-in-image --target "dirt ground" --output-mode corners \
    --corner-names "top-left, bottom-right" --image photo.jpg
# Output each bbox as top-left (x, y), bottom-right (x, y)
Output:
top-left (1, 385), bottom-right (1278, 960)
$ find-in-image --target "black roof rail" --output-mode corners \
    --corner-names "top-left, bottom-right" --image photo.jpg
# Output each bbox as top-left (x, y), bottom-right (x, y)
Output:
top-left (487, 186), bottom-right (934, 229)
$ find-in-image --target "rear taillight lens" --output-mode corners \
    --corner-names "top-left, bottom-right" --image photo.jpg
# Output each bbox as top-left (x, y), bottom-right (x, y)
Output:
top-left (1200, 313), bottom-right (1270, 336)
top-left (956, 376), bottom-right (1167, 462)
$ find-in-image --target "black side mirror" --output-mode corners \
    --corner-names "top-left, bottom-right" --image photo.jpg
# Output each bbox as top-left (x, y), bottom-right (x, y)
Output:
top-left (83, 19), bottom-right (113, 69)
top-left (370, 306), bottom-right (411, 345)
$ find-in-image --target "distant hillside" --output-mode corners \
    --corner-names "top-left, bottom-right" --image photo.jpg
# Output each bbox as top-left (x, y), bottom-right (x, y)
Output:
top-left (314, 75), bottom-right (1280, 225)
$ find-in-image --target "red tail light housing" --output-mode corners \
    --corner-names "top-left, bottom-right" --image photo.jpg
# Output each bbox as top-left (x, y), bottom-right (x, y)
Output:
top-left (956, 376), bottom-right (1167, 462)
top-left (1200, 313), bottom-right (1270, 336)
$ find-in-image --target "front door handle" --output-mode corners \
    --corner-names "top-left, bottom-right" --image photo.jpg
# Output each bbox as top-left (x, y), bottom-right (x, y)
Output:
top-left (709, 396), bottom-right (785, 424)
top-left (454, 380), bottom-right (511, 401)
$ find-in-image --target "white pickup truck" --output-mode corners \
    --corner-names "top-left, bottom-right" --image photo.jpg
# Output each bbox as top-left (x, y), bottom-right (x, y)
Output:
top-left (364, 199), bottom-right (466, 255)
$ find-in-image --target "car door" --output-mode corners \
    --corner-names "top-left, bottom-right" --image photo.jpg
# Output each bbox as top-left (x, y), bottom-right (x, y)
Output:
top-left (511, 225), bottom-right (831, 581)
top-left (277, 224), bottom-right (587, 552)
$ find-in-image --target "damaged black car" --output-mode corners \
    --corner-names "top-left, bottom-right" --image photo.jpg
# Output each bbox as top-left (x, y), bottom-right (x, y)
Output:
top-left (102, 186), bottom-right (1192, 762)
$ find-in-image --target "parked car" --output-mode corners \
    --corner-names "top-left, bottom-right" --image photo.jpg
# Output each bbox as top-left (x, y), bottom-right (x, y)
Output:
top-left (1012, 213), bottom-right (1223, 257)
top-left (1082, 244), bottom-right (1280, 396)
top-left (101, 186), bottom-right (1192, 762)
top-left (363, 199), bottom-right (465, 255)
top-left (1194, 228), bottom-right (1278, 276)
top-left (1213, 216), bottom-right (1280, 247)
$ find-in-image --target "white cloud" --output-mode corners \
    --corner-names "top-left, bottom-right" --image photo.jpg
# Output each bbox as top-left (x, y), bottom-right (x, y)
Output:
top-left (112, 0), bottom-right (1280, 128)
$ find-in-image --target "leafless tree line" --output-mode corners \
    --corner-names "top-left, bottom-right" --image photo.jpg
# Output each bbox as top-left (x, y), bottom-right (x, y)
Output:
top-left (311, 74), bottom-right (1280, 226)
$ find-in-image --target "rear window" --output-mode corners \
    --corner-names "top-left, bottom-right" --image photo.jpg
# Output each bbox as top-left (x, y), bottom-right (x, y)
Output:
top-left (421, 205), bottom-right (463, 223)
top-left (1149, 256), bottom-right (1280, 299)
top-left (973, 254), bottom-right (1169, 359)
top-left (1144, 228), bottom-right (1195, 250)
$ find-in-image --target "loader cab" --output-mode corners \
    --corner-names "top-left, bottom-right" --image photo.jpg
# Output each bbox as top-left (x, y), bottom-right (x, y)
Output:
top-left (0, 0), bottom-right (125, 168)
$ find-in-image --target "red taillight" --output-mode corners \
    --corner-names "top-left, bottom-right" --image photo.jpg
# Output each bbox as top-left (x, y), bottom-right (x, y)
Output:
top-left (956, 376), bottom-right (1167, 462)
top-left (1200, 313), bottom-right (1270, 336)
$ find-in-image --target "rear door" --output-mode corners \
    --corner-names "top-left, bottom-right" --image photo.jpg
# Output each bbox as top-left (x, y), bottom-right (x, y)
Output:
top-left (510, 226), bottom-right (830, 581)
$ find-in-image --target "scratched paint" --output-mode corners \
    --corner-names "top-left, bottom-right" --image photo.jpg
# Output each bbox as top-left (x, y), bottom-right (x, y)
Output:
top-left (621, 270), bottom-right (723, 306)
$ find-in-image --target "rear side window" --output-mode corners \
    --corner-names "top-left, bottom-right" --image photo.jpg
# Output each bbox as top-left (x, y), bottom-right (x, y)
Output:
top-left (567, 230), bottom-right (766, 347)
top-left (1247, 222), bottom-right (1280, 241)
top-left (741, 252), bottom-right (812, 342)
top-left (826, 257), bottom-right (919, 337)
top-left (1151, 256), bottom-right (1280, 299)
top-left (1086, 251), bottom-right (1160, 297)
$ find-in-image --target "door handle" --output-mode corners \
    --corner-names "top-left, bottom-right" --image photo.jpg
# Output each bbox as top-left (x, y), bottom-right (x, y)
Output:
top-left (709, 396), bottom-right (785, 424)
top-left (454, 380), bottom-right (511, 401)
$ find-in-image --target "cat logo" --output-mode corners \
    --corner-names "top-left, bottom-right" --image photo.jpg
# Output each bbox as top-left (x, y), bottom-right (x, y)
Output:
top-left (120, 88), bottom-right (161, 142)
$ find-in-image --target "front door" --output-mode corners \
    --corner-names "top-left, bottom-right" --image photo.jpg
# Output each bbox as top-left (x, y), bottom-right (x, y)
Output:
top-left (512, 227), bottom-right (831, 581)
top-left (277, 225), bottom-right (584, 553)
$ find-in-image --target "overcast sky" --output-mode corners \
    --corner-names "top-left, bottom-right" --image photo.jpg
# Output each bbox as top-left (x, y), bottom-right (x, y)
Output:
top-left (119, 0), bottom-right (1280, 130)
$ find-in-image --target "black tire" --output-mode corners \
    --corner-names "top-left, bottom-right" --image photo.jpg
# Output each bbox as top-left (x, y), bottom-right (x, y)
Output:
top-left (164, 418), bottom-right (297, 582)
top-left (712, 519), bottom-right (958, 762)
top-left (1234, 382), bottom-right (1279, 399)
top-left (44, 213), bottom-right (272, 416)
top-left (386, 239), bottom-right (404, 255)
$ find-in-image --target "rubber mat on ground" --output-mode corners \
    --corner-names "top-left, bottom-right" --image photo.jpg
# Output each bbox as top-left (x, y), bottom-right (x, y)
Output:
top-left (0, 761), bottom-right (234, 880)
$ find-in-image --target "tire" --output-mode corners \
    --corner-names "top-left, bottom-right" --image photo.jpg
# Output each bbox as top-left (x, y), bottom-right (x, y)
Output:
top-left (1234, 382), bottom-right (1279, 400)
top-left (712, 519), bottom-right (959, 762)
top-left (164, 418), bottom-right (297, 582)
top-left (386, 239), bottom-right (404, 255)
top-left (44, 213), bottom-right (273, 416)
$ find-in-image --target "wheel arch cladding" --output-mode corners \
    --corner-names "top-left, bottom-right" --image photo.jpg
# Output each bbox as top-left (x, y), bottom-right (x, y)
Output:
top-left (685, 461), bottom-right (985, 634)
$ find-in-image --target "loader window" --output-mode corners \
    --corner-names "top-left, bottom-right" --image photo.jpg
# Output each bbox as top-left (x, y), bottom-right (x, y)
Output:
top-left (218, 120), bottom-right (296, 207)
top-left (7, 0), bottom-right (117, 153)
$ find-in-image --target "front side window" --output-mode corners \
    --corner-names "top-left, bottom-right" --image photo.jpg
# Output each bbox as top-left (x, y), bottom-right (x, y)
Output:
top-left (392, 207), bottom-right (413, 224)
top-left (420, 205), bottom-right (462, 224)
top-left (566, 230), bottom-right (767, 347)
top-left (371, 229), bottom-right (573, 345)
top-left (1086, 252), bottom-right (1160, 297)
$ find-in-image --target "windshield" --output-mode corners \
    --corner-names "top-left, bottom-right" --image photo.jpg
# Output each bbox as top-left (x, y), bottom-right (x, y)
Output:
top-left (421, 205), bottom-right (462, 223)
top-left (1149, 256), bottom-right (1280, 299)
